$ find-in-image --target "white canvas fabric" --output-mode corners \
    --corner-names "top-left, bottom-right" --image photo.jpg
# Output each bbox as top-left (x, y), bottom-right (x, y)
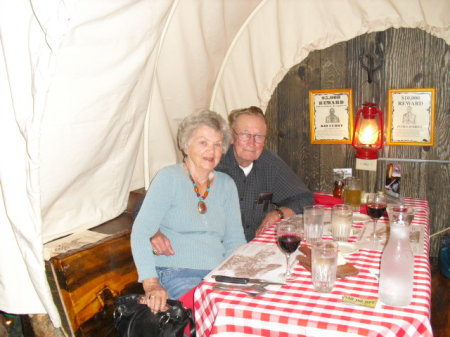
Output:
top-left (0, 0), bottom-right (77, 323)
top-left (0, 0), bottom-right (175, 326)
top-left (0, 0), bottom-right (448, 328)
top-left (210, 0), bottom-right (450, 115)
top-left (143, 0), bottom-right (262, 186)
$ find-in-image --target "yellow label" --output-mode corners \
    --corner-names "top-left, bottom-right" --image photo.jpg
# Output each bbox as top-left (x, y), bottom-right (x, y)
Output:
top-left (342, 295), bottom-right (378, 308)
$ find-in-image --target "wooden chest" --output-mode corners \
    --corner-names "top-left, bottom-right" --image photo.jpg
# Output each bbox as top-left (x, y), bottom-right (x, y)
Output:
top-left (46, 191), bottom-right (145, 336)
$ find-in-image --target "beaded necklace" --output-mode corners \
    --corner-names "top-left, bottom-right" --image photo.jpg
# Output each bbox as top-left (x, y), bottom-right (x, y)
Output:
top-left (186, 166), bottom-right (211, 214)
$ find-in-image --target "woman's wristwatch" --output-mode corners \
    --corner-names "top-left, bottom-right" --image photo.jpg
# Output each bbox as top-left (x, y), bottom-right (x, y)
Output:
top-left (274, 206), bottom-right (284, 219)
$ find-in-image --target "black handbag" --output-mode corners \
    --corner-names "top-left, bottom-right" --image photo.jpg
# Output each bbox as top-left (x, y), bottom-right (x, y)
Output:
top-left (114, 294), bottom-right (195, 337)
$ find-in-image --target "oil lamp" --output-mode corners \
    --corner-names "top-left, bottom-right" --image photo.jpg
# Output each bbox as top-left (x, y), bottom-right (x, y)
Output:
top-left (352, 102), bottom-right (383, 169)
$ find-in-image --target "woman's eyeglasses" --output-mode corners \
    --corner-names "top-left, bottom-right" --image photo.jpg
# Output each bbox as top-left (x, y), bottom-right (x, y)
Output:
top-left (233, 130), bottom-right (266, 144)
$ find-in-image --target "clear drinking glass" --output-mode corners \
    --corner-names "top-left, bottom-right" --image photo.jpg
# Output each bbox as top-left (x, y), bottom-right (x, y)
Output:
top-left (344, 177), bottom-right (362, 211)
top-left (311, 241), bottom-right (338, 292)
top-left (303, 205), bottom-right (325, 244)
top-left (331, 204), bottom-right (353, 241)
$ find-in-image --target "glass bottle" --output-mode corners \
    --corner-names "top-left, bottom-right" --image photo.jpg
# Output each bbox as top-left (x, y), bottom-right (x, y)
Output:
top-left (333, 171), bottom-right (345, 199)
top-left (378, 219), bottom-right (414, 306)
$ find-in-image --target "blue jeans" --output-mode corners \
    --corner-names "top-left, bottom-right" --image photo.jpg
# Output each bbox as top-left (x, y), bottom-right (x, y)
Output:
top-left (156, 267), bottom-right (210, 299)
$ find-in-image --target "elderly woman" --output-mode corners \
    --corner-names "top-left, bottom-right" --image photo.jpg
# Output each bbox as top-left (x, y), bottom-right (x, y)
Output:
top-left (131, 109), bottom-right (246, 312)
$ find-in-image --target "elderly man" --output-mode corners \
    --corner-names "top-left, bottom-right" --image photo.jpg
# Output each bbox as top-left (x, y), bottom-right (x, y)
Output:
top-left (150, 106), bottom-right (313, 254)
top-left (215, 106), bottom-right (313, 241)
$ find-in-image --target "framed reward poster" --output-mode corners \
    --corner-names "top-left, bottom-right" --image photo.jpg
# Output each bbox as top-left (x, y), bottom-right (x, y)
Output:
top-left (309, 89), bottom-right (353, 144)
top-left (387, 88), bottom-right (435, 146)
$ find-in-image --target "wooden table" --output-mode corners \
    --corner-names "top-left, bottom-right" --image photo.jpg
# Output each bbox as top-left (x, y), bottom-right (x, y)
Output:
top-left (194, 197), bottom-right (432, 337)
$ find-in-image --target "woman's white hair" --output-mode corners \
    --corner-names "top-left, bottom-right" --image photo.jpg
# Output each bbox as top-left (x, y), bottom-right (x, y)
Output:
top-left (177, 109), bottom-right (231, 157)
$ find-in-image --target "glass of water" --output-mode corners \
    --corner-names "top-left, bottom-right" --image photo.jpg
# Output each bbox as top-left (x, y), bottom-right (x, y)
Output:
top-left (331, 204), bottom-right (353, 241)
top-left (303, 205), bottom-right (325, 244)
top-left (311, 241), bottom-right (338, 292)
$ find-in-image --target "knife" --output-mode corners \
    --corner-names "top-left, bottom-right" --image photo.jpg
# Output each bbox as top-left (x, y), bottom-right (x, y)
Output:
top-left (211, 275), bottom-right (285, 285)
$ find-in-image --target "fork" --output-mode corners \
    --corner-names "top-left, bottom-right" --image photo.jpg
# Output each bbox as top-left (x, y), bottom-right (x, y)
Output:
top-left (213, 283), bottom-right (267, 297)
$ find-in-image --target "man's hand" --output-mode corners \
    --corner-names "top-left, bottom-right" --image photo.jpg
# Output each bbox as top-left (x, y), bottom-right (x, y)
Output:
top-left (255, 207), bottom-right (296, 236)
top-left (151, 230), bottom-right (175, 256)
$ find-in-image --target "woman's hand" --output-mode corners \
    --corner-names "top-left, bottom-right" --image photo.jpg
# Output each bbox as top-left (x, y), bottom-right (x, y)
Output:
top-left (151, 230), bottom-right (175, 256)
top-left (141, 278), bottom-right (169, 313)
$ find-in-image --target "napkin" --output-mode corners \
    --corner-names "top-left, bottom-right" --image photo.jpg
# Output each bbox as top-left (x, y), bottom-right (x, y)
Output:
top-left (297, 246), bottom-right (359, 278)
top-left (314, 193), bottom-right (369, 214)
top-left (359, 204), bottom-right (368, 214)
top-left (314, 193), bottom-right (343, 206)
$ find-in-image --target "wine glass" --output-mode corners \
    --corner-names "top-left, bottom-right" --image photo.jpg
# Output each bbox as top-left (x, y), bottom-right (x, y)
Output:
top-left (366, 193), bottom-right (387, 243)
top-left (276, 221), bottom-right (302, 280)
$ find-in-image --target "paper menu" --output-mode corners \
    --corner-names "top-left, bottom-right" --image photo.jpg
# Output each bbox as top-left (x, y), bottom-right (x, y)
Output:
top-left (204, 243), bottom-right (302, 283)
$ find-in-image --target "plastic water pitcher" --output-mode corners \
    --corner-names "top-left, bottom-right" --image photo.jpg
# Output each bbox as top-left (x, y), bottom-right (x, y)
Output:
top-left (378, 219), bottom-right (414, 306)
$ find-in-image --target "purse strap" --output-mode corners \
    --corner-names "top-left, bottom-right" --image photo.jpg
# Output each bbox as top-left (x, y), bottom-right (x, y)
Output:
top-left (165, 299), bottom-right (196, 337)
top-left (163, 299), bottom-right (196, 337)
top-left (126, 305), bottom-right (149, 337)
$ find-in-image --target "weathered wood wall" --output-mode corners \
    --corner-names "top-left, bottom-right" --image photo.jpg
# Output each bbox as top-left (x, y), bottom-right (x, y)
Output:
top-left (265, 28), bottom-right (449, 257)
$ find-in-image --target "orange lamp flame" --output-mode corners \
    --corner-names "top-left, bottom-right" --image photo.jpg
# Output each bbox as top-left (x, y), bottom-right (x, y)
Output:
top-left (352, 102), bottom-right (383, 159)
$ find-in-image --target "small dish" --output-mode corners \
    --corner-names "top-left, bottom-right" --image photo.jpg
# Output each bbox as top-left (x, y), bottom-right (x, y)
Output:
top-left (353, 212), bottom-right (370, 223)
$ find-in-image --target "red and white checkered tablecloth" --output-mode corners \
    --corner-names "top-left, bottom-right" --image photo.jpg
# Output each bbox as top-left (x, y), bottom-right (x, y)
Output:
top-left (194, 197), bottom-right (432, 337)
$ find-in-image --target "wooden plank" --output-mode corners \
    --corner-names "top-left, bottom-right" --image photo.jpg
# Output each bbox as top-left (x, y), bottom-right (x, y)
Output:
top-left (319, 41), bottom-right (348, 192)
top-left (265, 81), bottom-right (279, 153)
top-left (268, 57), bottom-right (322, 192)
top-left (383, 28), bottom-right (427, 197)
top-left (347, 31), bottom-right (384, 193)
top-left (422, 33), bottom-right (450, 256)
top-left (292, 51), bottom-right (321, 191)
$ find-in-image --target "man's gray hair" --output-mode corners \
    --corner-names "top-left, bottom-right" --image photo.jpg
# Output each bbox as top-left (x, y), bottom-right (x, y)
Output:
top-left (177, 109), bottom-right (231, 156)
top-left (228, 106), bottom-right (267, 129)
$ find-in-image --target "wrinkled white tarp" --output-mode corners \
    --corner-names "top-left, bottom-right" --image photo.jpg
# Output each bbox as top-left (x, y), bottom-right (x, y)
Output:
top-left (0, 0), bottom-right (448, 328)
top-left (210, 0), bottom-right (450, 114)
top-left (0, 0), bottom-right (175, 326)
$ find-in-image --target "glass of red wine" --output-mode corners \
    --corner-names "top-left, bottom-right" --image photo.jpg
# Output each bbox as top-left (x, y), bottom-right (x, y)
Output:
top-left (277, 221), bottom-right (303, 280)
top-left (366, 193), bottom-right (387, 243)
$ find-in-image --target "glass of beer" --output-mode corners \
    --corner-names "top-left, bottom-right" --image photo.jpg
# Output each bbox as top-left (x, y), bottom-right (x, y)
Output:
top-left (344, 177), bottom-right (362, 211)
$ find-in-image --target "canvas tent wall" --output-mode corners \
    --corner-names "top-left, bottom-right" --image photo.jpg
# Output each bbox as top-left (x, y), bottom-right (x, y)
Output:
top-left (0, 0), bottom-right (448, 328)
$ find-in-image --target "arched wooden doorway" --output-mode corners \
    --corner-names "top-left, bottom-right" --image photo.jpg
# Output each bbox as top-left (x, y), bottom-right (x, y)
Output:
top-left (265, 27), bottom-right (449, 257)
